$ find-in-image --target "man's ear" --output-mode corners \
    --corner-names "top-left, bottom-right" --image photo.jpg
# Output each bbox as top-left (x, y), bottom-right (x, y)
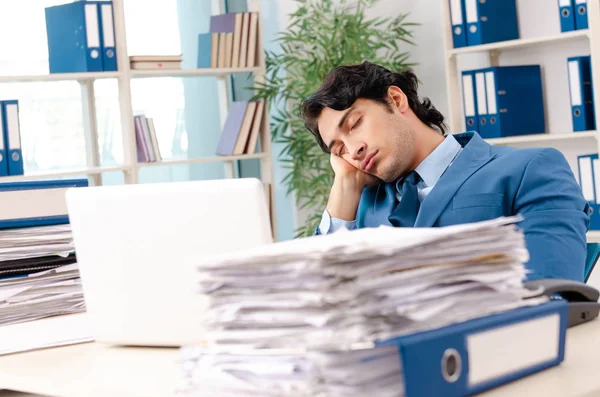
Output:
top-left (387, 86), bottom-right (409, 113)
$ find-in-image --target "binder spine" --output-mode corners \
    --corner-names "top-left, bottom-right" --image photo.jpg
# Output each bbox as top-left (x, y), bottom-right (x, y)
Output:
top-left (465, 0), bottom-right (481, 45)
top-left (2, 100), bottom-right (23, 176)
top-left (558, 0), bottom-right (576, 32)
top-left (449, 0), bottom-right (467, 48)
top-left (580, 56), bottom-right (596, 130)
top-left (591, 156), bottom-right (600, 230)
top-left (84, 3), bottom-right (103, 72)
top-left (575, 0), bottom-right (589, 30)
top-left (569, 56), bottom-right (595, 132)
top-left (474, 71), bottom-right (490, 138)
top-left (484, 69), bottom-right (500, 139)
top-left (461, 71), bottom-right (478, 131)
top-left (0, 101), bottom-right (8, 177)
top-left (99, 2), bottom-right (118, 71)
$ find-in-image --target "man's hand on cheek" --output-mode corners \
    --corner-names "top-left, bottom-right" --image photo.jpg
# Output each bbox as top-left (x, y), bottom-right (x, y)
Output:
top-left (330, 153), bottom-right (381, 189)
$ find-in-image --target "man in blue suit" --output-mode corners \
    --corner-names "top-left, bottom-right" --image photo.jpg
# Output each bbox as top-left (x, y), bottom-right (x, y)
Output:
top-left (301, 61), bottom-right (590, 281)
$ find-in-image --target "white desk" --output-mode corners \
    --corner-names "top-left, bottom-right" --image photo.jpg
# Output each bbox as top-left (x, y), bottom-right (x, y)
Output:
top-left (1, 319), bottom-right (600, 397)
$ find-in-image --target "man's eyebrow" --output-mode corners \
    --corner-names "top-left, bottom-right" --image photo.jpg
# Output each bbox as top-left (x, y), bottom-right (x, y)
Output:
top-left (338, 107), bottom-right (355, 129)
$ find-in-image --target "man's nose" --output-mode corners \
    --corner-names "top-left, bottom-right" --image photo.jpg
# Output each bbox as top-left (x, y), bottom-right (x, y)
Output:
top-left (350, 143), bottom-right (366, 160)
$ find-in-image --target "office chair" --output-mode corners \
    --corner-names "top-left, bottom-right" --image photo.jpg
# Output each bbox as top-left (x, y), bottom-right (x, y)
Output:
top-left (585, 242), bottom-right (600, 283)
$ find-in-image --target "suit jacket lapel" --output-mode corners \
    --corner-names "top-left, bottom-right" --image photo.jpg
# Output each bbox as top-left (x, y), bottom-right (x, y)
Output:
top-left (414, 133), bottom-right (497, 227)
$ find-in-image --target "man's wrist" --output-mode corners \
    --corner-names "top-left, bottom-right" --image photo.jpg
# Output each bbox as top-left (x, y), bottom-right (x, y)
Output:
top-left (326, 176), bottom-right (363, 221)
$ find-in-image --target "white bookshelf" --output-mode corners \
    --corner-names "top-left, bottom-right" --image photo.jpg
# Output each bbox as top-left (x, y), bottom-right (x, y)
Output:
top-left (135, 152), bottom-right (268, 169)
top-left (0, 165), bottom-right (129, 183)
top-left (447, 29), bottom-right (590, 57)
top-left (0, 0), bottom-right (277, 233)
top-left (441, 0), bottom-right (600, 243)
top-left (485, 130), bottom-right (598, 145)
top-left (129, 66), bottom-right (261, 79)
top-left (0, 71), bottom-right (123, 83)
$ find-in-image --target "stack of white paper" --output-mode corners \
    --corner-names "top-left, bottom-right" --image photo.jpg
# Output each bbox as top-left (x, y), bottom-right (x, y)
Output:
top-left (179, 344), bottom-right (404, 397)
top-left (179, 217), bottom-right (547, 396)
top-left (0, 263), bottom-right (85, 326)
top-left (0, 224), bottom-right (75, 261)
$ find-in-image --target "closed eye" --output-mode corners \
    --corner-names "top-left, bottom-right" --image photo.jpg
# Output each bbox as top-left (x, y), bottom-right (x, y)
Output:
top-left (351, 117), bottom-right (362, 130)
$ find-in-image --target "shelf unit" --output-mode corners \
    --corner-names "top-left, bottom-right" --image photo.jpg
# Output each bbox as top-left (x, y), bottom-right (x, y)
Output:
top-left (0, 0), bottom-right (277, 233)
top-left (441, 0), bottom-right (600, 243)
top-left (442, 0), bottom-right (600, 147)
top-left (485, 130), bottom-right (598, 146)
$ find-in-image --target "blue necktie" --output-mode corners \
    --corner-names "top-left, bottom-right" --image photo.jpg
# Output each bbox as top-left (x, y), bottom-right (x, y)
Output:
top-left (388, 171), bottom-right (421, 227)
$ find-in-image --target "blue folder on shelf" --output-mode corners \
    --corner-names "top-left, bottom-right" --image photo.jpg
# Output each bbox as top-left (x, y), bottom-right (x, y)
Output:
top-left (578, 154), bottom-right (600, 230)
top-left (568, 55), bottom-right (595, 132)
top-left (474, 70), bottom-right (488, 134)
top-left (376, 300), bottom-right (568, 397)
top-left (559, 0), bottom-right (576, 32)
top-left (98, 1), bottom-right (117, 72)
top-left (0, 179), bottom-right (89, 229)
top-left (0, 100), bottom-right (23, 176)
top-left (45, 1), bottom-right (117, 73)
top-left (461, 70), bottom-right (478, 131)
top-left (449, 0), bottom-right (467, 48)
top-left (476, 65), bottom-right (545, 139)
top-left (0, 104), bottom-right (8, 177)
top-left (575, 0), bottom-right (589, 30)
top-left (464, 0), bottom-right (519, 46)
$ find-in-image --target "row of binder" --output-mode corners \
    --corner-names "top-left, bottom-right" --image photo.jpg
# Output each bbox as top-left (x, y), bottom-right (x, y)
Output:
top-left (461, 57), bottom-right (597, 138)
top-left (45, 1), bottom-right (117, 74)
top-left (449, 0), bottom-right (519, 48)
top-left (461, 65), bottom-right (545, 139)
top-left (449, 0), bottom-right (590, 49)
top-left (559, 0), bottom-right (589, 32)
top-left (578, 154), bottom-right (600, 230)
top-left (0, 100), bottom-right (23, 177)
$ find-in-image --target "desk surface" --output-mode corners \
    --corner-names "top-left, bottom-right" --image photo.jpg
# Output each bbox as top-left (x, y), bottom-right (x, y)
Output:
top-left (1, 318), bottom-right (600, 397)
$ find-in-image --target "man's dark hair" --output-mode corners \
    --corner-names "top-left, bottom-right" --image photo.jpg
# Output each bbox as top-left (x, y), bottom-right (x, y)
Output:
top-left (300, 61), bottom-right (447, 153)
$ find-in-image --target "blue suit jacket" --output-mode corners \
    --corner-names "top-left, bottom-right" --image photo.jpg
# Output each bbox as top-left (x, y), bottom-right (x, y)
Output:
top-left (347, 132), bottom-right (589, 281)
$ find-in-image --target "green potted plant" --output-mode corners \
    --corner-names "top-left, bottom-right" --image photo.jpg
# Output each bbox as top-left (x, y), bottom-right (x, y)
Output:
top-left (253, 0), bottom-right (417, 237)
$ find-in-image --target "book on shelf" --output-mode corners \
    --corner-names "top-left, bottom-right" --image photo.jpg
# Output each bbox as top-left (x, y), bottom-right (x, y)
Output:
top-left (215, 100), bottom-right (264, 156)
top-left (198, 12), bottom-right (259, 69)
top-left (134, 115), bottom-right (162, 163)
top-left (129, 55), bottom-right (182, 70)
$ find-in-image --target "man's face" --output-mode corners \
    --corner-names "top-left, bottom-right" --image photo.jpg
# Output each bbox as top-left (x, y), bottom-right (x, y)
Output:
top-left (317, 96), bottom-right (416, 183)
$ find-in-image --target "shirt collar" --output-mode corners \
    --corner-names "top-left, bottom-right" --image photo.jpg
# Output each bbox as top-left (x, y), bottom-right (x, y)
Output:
top-left (414, 133), bottom-right (462, 187)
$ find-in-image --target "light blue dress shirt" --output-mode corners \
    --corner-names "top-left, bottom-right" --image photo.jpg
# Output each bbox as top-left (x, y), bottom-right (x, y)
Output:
top-left (319, 134), bottom-right (463, 234)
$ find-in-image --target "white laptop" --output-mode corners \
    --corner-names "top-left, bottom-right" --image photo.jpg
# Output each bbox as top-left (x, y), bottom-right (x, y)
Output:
top-left (65, 177), bottom-right (273, 347)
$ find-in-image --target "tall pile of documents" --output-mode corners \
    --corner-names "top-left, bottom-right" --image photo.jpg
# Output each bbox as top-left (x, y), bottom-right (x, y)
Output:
top-left (178, 217), bottom-right (548, 396)
top-left (0, 224), bottom-right (85, 327)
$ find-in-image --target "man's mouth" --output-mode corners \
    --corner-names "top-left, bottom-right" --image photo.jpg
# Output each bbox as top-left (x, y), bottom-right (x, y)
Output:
top-left (362, 150), bottom-right (378, 172)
